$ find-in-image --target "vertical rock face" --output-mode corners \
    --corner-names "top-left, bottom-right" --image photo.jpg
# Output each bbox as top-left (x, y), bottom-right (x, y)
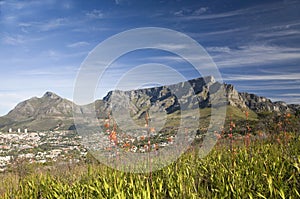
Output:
top-left (239, 93), bottom-right (292, 113)
top-left (224, 85), bottom-right (294, 113)
top-left (225, 84), bottom-right (247, 109)
top-left (101, 76), bottom-right (221, 115)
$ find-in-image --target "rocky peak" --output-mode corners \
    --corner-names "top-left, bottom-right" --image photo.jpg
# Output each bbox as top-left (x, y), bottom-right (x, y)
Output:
top-left (42, 91), bottom-right (61, 100)
top-left (225, 84), bottom-right (247, 109)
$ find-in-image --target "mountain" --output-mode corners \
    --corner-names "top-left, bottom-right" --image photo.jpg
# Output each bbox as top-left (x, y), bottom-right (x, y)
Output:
top-left (225, 84), bottom-right (297, 114)
top-left (0, 76), bottom-right (299, 132)
top-left (0, 91), bottom-right (74, 131)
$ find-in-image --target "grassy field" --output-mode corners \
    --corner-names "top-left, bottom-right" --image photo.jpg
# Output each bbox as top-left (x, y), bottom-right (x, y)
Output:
top-left (1, 131), bottom-right (299, 198)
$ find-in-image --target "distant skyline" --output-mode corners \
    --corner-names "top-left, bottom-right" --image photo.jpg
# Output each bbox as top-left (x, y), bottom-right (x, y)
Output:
top-left (0, 0), bottom-right (300, 115)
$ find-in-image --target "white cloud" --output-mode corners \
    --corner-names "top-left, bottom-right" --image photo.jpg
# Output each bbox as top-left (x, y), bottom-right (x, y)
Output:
top-left (236, 84), bottom-right (300, 91)
top-left (224, 73), bottom-right (300, 81)
top-left (279, 93), bottom-right (300, 97)
top-left (176, 8), bottom-right (246, 20)
top-left (1, 32), bottom-right (49, 47)
top-left (17, 65), bottom-right (78, 76)
top-left (2, 35), bottom-right (24, 45)
top-left (3, 0), bottom-right (56, 10)
top-left (18, 22), bottom-right (32, 27)
top-left (210, 45), bottom-right (300, 68)
top-left (188, 28), bottom-right (247, 38)
top-left (206, 46), bottom-right (231, 53)
top-left (38, 49), bottom-right (88, 61)
top-left (174, 7), bottom-right (208, 17)
top-left (155, 43), bottom-right (190, 51)
top-left (15, 18), bottom-right (69, 32)
top-left (194, 7), bottom-right (208, 15)
top-left (85, 9), bottom-right (104, 19)
top-left (174, 10), bottom-right (185, 17)
top-left (67, 41), bottom-right (90, 48)
top-left (62, 2), bottom-right (72, 9)
top-left (39, 18), bottom-right (68, 31)
top-left (256, 29), bottom-right (300, 38)
top-left (114, 0), bottom-right (129, 5)
top-left (173, 1), bottom-right (293, 21)
top-left (6, 1), bottom-right (27, 10)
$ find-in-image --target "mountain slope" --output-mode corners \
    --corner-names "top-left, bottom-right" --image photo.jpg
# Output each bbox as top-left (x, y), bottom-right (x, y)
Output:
top-left (0, 92), bottom-right (74, 131)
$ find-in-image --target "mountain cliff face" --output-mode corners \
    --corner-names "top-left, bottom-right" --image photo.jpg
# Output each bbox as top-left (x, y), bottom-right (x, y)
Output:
top-left (225, 85), bottom-right (295, 113)
top-left (102, 76), bottom-right (217, 116)
top-left (0, 76), bottom-right (298, 131)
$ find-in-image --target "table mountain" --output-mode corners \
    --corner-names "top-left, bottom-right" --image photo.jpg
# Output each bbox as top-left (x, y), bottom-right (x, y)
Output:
top-left (0, 76), bottom-right (298, 131)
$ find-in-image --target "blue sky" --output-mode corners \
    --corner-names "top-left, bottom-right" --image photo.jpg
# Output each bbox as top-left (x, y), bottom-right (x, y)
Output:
top-left (0, 0), bottom-right (300, 115)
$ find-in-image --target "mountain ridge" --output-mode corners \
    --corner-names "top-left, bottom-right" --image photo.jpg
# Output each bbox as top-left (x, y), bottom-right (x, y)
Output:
top-left (0, 76), bottom-right (299, 131)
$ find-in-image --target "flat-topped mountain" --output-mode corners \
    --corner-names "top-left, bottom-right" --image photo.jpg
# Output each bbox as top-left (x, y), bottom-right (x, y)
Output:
top-left (0, 76), bottom-right (298, 131)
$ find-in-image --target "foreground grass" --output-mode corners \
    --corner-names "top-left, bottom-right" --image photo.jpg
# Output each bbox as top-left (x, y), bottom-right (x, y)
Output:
top-left (1, 134), bottom-right (300, 198)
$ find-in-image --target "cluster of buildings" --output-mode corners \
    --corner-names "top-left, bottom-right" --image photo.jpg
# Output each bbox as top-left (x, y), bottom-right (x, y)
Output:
top-left (82, 128), bottom-right (177, 156)
top-left (0, 129), bottom-right (87, 172)
top-left (0, 127), bottom-right (183, 172)
top-left (8, 128), bottom-right (28, 133)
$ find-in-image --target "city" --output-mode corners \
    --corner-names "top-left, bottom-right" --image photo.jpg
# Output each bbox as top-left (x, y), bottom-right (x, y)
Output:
top-left (0, 129), bottom-right (87, 172)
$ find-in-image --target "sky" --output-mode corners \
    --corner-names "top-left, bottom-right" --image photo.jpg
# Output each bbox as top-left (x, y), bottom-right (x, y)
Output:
top-left (0, 0), bottom-right (299, 115)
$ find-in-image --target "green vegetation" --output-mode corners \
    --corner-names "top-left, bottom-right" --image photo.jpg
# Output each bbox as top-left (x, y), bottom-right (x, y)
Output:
top-left (1, 132), bottom-right (299, 198)
top-left (226, 106), bottom-right (258, 121)
top-left (1, 110), bottom-right (299, 198)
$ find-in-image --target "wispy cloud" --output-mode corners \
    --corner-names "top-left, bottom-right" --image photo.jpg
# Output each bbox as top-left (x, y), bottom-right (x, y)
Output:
top-left (279, 93), bottom-right (300, 97)
top-left (114, 0), bottom-right (130, 5)
top-left (236, 84), bottom-right (300, 91)
top-left (85, 9), bottom-right (104, 19)
top-left (194, 7), bottom-right (208, 15)
top-left (155, 43), bottom-right (190, 51)
top-left (209, 45), bottom-right (300, 68)
top-left (10, 18), bottom-right (70, 32)
top-left (206, 46), bottom-right (231, 53)
top-left (4, 1), bottom-right (27, 10)
top-left (174, 7), bottom-right (208, 17)
top-left (17, 65), bottom-right (78, 77)
top-left (39, 18), bottom-right (68, 31)
top-left (186, 28), bottom-right (248, 41)
top-left (1, 32), bottom-right (49, 47)
top-left (174, 8), bottom-right (247, 20)
top-left (38, 49), bottom-right (88, 61)
top-left (224, 73), bottom-right (300, 81)
top-left (2, 34), bottom-right (25, 45)
top-left (67, 41), bottom-right (90, 48)
top-left (256, 29), bottom-right (300, 38)
top-left (3, 0), bottom-right (56, 10)
top-left (173, 1), bottom-right (291, 21)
